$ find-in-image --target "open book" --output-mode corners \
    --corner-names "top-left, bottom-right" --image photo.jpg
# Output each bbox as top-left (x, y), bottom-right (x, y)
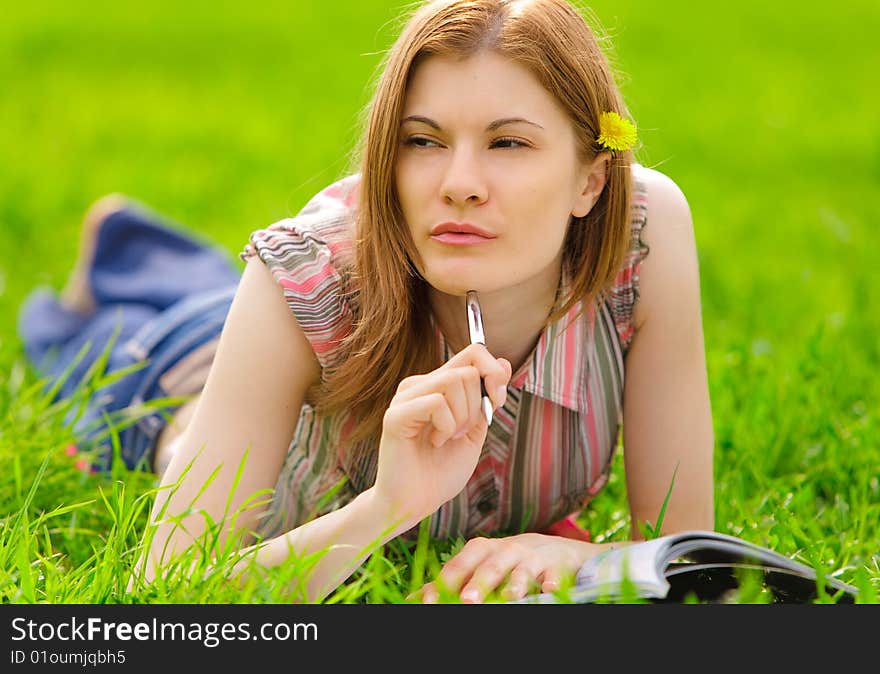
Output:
top-left (513, 530), bottom-right (858, 604)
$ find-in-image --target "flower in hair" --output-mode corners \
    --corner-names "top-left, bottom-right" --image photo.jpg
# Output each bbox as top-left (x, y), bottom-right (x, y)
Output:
top-left (596, 111), bottom-right (638, 153)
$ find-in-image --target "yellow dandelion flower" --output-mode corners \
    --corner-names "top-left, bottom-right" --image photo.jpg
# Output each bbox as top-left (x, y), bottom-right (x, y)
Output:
top-left (597, 111), bottom-right (638, 152)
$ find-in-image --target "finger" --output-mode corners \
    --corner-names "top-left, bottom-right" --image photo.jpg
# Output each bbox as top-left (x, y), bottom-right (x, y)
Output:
top-left (435, 366), bottom-right (478, 445)
top-left (394, 373), bottom-right (428, 394)
top-left (441, 344), bottom-right (510, 409)
top-left (432, 366), bottom-right (481, 445)
top-left (501, 557), bottom-right (547, 601)
top-left (460, 365), bottom-right (483, 434)
top-left (540, 559), bottom-right (578, 594)
top-left (409, 582), bottom-right (440, 604)
top-left (393, 366), bottom-right (470, 410)
top-left (445, 343), bottom-right (508, 387)
top-left (459, 403), bottom-right (490, 444)
top-left (459, 543), bottom-right (527, 603)
top-left (436, 538), bottom-right (494, 597)
top-left (422, 585), bottom-right (439, 604)
top-left (395, 366), bottom-right (481, 446)
top-left (383, 392), bottom-right (456, 444)
top-left (495, 358), bottom-right (513, 407)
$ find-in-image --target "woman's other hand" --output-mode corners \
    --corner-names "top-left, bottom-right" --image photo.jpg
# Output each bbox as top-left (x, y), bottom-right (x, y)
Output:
top-left (412, 533), bottom-right (600, 603)
top-left (373, 343), bottom-right (512, 528)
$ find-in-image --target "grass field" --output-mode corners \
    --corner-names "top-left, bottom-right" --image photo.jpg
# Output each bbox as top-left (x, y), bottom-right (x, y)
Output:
top-left (1, 0), bottom-right (878, 603)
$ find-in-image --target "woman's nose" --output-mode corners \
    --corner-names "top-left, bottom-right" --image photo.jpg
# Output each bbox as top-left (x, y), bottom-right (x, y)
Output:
top-left (440, 149), bottom-right (488, 206)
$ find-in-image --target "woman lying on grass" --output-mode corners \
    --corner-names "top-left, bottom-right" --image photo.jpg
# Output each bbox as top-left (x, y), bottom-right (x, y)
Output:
top-left (19, 0), bottom-right (714, 603)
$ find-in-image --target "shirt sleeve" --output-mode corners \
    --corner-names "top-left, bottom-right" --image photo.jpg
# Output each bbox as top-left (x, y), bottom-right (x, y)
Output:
top-left (240, 174), bottom-right (361, 372)
top-left (606, 163), bottom-right (650, 355)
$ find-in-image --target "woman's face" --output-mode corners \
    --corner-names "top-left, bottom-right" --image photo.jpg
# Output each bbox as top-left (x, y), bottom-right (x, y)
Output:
top-left (395, 50), bottom-right (602, 296)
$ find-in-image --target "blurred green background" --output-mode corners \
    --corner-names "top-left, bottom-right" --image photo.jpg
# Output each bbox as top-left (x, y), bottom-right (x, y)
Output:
top-left (1, 0), bottom-right (878, 539)
top-left (1, 0), bottom-right (878, 343)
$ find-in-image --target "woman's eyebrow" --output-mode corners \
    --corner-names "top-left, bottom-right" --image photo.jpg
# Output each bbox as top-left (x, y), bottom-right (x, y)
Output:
top-left (400, 115), bottom-right (545, 131)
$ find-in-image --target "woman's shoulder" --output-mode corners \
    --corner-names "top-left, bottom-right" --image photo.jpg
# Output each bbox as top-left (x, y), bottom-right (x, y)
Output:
top-left (604, 163), bottom-right (693, 352)
top-left (631, 163), bottom-right (690, 215)
top-left (627, 163), bottom-right (695, 334)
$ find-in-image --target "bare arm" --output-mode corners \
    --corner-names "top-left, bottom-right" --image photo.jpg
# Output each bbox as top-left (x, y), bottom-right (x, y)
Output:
top-left (140, 257), bottom-right (419, 600)
top-left (622, 169), bottom-right (715, 539)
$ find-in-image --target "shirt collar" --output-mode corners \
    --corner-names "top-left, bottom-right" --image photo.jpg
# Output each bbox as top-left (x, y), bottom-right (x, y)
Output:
top-left (432, 270), bottom-right (593, 414)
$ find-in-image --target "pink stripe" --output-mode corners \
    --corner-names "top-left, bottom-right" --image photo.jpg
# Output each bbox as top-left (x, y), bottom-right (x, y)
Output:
top-left (310, 322), bottom-right (351, 355)
top-left (326, 239), bottom-right (352, 256)
top-left (277, 261), bottom-right (336, 294)
top-left (310, 340), bottom-right (335, 355)
top-left (614, 265), bottom-right (633, 285)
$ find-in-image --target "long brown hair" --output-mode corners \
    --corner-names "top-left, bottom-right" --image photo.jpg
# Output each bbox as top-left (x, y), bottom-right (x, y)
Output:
top-left (313, 0), bottom-right (638, 452)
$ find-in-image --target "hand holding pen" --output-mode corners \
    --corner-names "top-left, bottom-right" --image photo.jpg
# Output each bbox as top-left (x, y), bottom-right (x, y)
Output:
top-left (373, 292), bottom-right (512, 525)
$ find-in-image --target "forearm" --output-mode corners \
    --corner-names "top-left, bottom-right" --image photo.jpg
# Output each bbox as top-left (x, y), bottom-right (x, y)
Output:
top-left (236, 487), bottom-right (419, 603)
top-left (141, 437), bottom-right (281, 580)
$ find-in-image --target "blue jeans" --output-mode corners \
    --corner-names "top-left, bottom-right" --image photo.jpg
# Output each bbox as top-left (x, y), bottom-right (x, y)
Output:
top-left (18, 205), bottom-right (240, 471)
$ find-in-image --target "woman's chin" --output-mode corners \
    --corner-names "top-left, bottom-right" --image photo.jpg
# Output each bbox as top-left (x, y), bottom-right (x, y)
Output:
top-left (420, 258), bottom-right (509, 296)
top-left (423, 273), bottom-right (501, 297)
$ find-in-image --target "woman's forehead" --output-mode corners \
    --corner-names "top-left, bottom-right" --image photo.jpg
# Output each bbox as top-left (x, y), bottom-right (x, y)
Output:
top-left (406, 51), bottom-right (541, 94)
top-left (402, 52), bottom-right (564, 130)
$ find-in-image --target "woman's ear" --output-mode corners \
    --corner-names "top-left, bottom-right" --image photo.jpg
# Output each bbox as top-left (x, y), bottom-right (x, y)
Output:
top-left (571, 152), bottom-right (611, 218)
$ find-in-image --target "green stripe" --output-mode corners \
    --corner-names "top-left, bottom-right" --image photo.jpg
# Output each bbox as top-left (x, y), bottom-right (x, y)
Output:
top-left (507, 390), bottom-right (532, 532)
top-left (541, 321), bottom-right (557, 396)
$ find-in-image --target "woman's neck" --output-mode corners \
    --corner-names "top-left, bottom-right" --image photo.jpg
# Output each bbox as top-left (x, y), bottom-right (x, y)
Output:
top-left (428, 263), bottom-right (562, 375)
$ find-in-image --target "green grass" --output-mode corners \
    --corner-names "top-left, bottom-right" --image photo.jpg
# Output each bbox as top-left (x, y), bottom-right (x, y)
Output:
top-left (1, 0), bottom-right (878, 603)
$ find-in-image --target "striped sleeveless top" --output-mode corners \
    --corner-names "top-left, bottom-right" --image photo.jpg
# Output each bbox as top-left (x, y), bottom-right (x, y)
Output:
top-left (240, 164), bottom-right (650, 541)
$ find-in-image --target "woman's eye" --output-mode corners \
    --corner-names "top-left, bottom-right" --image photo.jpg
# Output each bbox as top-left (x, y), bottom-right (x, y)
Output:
top-left (403, 136), bottom-right (529, 149)
top-left (404, 136), bottom-right (439, 148)
top-left (491, 137), bottom-right (528, 149)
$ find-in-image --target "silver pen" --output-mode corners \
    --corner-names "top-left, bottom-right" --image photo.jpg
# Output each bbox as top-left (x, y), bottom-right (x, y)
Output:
top-left (466, 290), bottom-right (494, 426)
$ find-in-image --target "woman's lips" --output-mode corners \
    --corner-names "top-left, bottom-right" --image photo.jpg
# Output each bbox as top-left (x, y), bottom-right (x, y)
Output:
top-left (430, 233), bottom-right (495, 246)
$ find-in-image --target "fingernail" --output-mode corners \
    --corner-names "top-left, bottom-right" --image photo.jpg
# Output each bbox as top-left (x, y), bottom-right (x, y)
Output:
top-left (460, 589), bottom-right (480, 603)
top-left (423, 591), bottom-right (438, 604)
top-left (503, 585), bottom-right (523, 600)
top-left (496, 385), bottom-right (506, 406)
